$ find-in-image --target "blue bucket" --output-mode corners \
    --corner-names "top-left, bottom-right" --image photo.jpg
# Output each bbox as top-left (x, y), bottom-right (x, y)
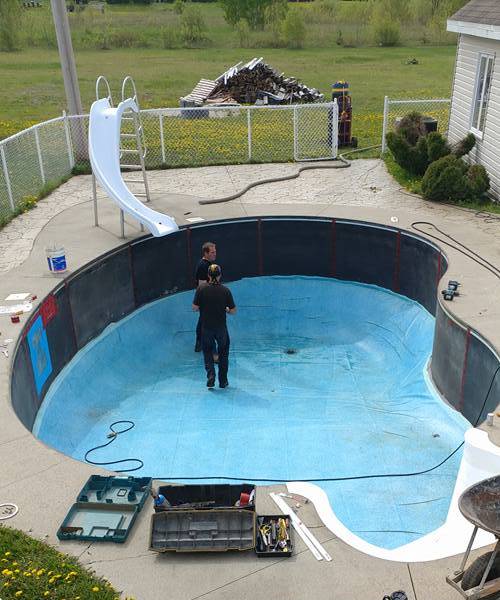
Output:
top-left (46, 246), bottom-right (67, 273)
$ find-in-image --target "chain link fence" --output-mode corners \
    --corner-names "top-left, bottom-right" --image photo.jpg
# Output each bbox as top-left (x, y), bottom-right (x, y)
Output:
top-left (0, 102), bottom-right (338, 226)
top-left (381, 97), bottom-right (451, 153)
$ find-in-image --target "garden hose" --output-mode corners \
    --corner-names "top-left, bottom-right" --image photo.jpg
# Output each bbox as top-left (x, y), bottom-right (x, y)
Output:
top-left (198, 145), bottom-right (382, 206)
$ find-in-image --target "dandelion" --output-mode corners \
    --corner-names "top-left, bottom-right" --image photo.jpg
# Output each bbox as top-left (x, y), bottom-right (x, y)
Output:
top-left (4, 552), bottom-right (11, 557)
top-left (43, 592), bottom-right (50, 597)
top-left (49, 577), bottom-right (56, 584)
top-left (92, 586), bottom-right (100, 592)
top-left (15, 591), bottom-right (23, 597)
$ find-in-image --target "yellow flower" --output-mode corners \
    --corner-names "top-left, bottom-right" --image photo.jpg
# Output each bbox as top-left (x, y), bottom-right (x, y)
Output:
top-left (14, 569), bottom-right (20, 574)
top-left (4, 552), bottom-right (11, 557)
top-left (92, 586), bottom-right (100, 592)
top-left (37, 569), bottom-right (44, 576)
top-left (15, 591), bottom-right (23, 597)
top-left (12, 561), bottom-right (18, 566)
top-left (48, 577), bottom-right (55, 584)
top-left (48, 571), bottom-right (53, 576)
top-left (43, 592), bottom-right (50, 597)
top-left (23, 572), bottom-right (31, 577)
top-left (4, 581), bottom-right (10, 587)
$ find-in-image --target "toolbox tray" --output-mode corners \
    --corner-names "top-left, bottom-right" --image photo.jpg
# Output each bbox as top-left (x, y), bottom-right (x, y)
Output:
top-left (150, 508), bottom-right (255, 553)
top-left (57, 502), bottom-right (138, 543)
top-left (57, 475), bottom-right (152, 543)
top-left (78, 475), bottom-right (152, 509)
top-left (157, 483), bottom-right (255, 511)
top-left (255, 514), bottom-right (293, 558)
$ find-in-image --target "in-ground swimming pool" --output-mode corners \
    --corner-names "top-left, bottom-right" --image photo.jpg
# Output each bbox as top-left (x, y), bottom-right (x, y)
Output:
top-left (34, 275), bottom-right (469, 550)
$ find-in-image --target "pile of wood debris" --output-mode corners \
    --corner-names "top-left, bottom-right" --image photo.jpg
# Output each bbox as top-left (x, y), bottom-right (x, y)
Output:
top-left (180, 57), bottom-right (323, 107)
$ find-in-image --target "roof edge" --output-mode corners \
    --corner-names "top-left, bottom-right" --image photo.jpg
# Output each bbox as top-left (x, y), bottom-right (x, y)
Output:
top-left (447, 19), bottom-right (500, 41)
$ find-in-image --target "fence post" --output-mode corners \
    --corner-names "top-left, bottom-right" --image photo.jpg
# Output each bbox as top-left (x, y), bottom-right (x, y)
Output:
top-left (63, 111), bottom-right (75, 169)
top-left (247, 108), bottom-right (252, 162)
top-left (381, 95), bottom-right (390, 153)
top-left (293, 105), bottom-right (298, 161)
top-left (159, 113), bottom-right (166, 165)
top-left (34, 127), bottom-right (46, 185)
top-left (0, 145), bottom-right (15, 211)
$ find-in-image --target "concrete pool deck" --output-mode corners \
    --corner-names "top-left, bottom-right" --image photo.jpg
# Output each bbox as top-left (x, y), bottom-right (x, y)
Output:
top-left (0, 158), bottom-right (499, 600)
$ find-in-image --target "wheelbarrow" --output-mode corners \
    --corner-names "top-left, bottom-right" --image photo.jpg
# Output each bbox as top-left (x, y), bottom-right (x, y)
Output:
top-left (446, 475), bottom-right (500, 599)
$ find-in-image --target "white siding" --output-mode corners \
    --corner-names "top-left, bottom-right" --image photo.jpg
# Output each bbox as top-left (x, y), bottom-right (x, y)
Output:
top-left (449, 34), bottom-right (500, 200)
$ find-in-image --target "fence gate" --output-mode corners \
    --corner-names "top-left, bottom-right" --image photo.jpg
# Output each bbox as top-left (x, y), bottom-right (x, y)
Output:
top-left (294, 102), bottom-right (338, 161)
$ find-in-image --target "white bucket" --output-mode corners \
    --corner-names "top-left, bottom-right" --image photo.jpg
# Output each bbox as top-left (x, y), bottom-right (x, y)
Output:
top-left (46, 246), bottom-right (67, 273)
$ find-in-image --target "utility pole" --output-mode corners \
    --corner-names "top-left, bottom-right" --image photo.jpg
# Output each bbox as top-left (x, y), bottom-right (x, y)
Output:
top-left (50, 0), bottom-right (83, 116)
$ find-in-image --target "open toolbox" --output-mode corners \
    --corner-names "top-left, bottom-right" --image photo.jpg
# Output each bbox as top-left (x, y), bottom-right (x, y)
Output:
top-left (57, 475), bottom-right (152, 543)
top-left (255, 514), bottom-right (293, 557)
top-left (150, 509), bottom-right (255, 553)
top-left (156, 483), bottom-right (255, 511)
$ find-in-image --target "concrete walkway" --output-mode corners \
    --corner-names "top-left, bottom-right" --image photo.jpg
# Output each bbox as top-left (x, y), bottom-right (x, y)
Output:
top-left (0, 159), bottom-right (499, 600)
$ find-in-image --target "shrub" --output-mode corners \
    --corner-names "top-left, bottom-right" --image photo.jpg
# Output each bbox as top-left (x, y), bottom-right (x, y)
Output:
top-left (385, 131), bottom-right (429, 176)
top-left (426, 131), bottom-right (450, 162)
top-left (173, 0), bottom-right (184, 15)
top-left (0, 0), bottom-right (23, 51)
top-left (452, 132), bottom-right (476, 158)
top-left (422, 155), bottom-right (489, 202)
top-left (373, 18), bottom-right (400, 46)
top-left (235, 18), bottom-right (250, 47)
top-left (395, 111), bottom-right (427, 145)
top-left (181, 4), bottom-right (207, 44)
top-left (282, 9), bottom-right (306, 49)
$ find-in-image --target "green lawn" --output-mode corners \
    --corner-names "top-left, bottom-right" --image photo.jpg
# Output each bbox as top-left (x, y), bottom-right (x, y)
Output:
top-left (0, 44), bottom-right (456, 142)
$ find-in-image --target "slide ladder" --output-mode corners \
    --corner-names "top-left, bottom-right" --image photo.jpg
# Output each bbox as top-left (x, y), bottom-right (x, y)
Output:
top-left (89, 76), bottom-right (177, 238)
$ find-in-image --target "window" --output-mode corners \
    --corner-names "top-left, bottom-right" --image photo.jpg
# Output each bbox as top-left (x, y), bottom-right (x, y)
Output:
top-left (471, 53), bottom-right (494, 136)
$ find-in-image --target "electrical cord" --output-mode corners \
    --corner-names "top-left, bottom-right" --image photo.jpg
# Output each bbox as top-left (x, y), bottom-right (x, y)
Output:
top-left (84, 420), bottom-right (144, 472)
top-left (86, 366), bottom-right (499, 481)
top-left (411, 221), bottom-right (500, 280)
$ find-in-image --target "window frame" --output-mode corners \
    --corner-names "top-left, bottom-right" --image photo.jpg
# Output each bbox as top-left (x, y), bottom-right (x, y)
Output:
top-left (470, 52), bottom-right (495, 139)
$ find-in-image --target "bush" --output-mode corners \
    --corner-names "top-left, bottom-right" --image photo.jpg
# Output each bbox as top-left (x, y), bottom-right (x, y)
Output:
top-left (395, 111), bottom-right (427, 145)
top-left (282, 9), bottom-right (306, 49)
top-left (235, 18), bottom-right (250, 47)
top-left (385, 131), bottom-right (430, 176)
top-left (173, 0), bottom-right (184, 15)
top-left (181, 4), bottom-right (207, 44)
top-left (373, 18), bottom-right (400, 46)
top-left (452, 132), bottom-right (476, 158)
top-left (426, 131), bottom-right (450, 162)
top-left (422, 155), bottom-right (489, 202)
top-left (0, 0), bottom-right (23, 51)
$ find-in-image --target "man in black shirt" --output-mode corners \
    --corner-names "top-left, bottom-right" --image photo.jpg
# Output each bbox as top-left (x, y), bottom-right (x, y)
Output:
top-left (194, 241), bottom-right (217, 352)
top-left (192, 264), bottom-right (236, 389)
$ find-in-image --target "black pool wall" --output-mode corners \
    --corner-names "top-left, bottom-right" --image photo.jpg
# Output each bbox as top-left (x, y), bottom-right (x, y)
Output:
top-left (10, 217), bottom-right (499, 431)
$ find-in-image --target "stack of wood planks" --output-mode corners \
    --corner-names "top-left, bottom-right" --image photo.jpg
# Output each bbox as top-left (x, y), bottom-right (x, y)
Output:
top-left (180, 57), bottom-right (323, 107)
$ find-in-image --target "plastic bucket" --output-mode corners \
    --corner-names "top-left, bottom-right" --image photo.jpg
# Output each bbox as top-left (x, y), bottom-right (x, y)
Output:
top-left (46, 246), bottom-right (67, 273)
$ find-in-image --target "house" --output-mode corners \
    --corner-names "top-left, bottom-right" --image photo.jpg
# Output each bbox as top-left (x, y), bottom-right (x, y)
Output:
top-left (447, 0), bottom-right (500, 200)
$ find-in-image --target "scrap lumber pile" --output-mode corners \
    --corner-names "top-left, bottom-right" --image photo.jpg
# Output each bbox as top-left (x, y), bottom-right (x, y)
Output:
top-left (180, 57), bottom-right (323, 107)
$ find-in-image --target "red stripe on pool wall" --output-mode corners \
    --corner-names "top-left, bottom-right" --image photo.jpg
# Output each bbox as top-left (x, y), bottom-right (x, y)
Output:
top-left (393, 230), bottom-right (401, 292)
top-left (459, 328), bottom-right (472, 412)
top-left (186, 227), bottom-right (193, 286)
top-left (257, 219), bottom-right (263, 275)
top-left (436, 251), bottom-right (442, 287)
top-left (331, 219), bottom-right (337, 277)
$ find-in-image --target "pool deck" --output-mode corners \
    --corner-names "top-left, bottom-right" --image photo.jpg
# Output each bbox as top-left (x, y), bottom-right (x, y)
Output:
top-left (0, 158), bottom-right (499, 600)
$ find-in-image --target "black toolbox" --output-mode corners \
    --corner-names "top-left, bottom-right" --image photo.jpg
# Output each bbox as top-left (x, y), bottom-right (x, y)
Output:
top-left (255, 514), bottom-right (293, 557)
top-left (150, 508), bottom-right (255, 553)
top-left (156, 483), bottom-right (255, 512)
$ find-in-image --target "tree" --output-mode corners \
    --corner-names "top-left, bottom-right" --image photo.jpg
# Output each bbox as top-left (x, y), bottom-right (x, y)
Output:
top-left (282, 9), bottom-right (306, 49)
top-left (0, 0), bottom-right (23, 51)
top-left (220, 0), bottom-right (278, 30)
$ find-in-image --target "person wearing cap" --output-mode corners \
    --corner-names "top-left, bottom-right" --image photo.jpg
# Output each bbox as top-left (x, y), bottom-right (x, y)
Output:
top-left (192, 264), bottom-right (236, 389)
top-left (194, 242), bottom-right (217, 352)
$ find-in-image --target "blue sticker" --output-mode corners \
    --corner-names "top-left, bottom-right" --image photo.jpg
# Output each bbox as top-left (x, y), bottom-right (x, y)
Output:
top-left (27, 314), bottom-right (52, 395)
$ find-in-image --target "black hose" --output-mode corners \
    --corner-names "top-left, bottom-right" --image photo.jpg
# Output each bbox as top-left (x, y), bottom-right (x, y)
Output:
top-left (198, 155), bottom-right (352, 206)
top-left (84, 420), bottom-right (144, 473)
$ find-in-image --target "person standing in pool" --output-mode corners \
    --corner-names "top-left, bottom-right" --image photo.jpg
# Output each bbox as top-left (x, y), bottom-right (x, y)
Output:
top-left (192, 264), bottom-right (236, 389)
top-left (194, 241), bottom-right (217, 352)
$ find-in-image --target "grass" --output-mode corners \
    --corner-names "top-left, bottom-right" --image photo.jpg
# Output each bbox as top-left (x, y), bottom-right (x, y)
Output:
top-left (0, 44), bottom-right (456, 142)
top-left (0, 526), bottom-right (133, 600)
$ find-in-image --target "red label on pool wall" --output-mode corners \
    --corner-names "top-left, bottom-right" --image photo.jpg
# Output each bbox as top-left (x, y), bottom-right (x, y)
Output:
top-left (40, 294), bottom-right (58, 327)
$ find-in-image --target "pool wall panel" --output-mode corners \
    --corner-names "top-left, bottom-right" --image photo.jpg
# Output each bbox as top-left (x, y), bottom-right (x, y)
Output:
top-left (68, 248), bottom-right (135, 348)
top-left (131, 230), bottom-right (191, 306)
top-left (334, 223), bottom-right (396, 290)
top-left (9, 217), bottom-right (499, 431)
top-left (11, 338), bottom-right (38, 430)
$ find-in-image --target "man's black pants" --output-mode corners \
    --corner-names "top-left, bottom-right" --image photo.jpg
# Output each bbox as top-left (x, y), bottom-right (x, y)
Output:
top-left (202, 326), bottom-right (230, 385)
